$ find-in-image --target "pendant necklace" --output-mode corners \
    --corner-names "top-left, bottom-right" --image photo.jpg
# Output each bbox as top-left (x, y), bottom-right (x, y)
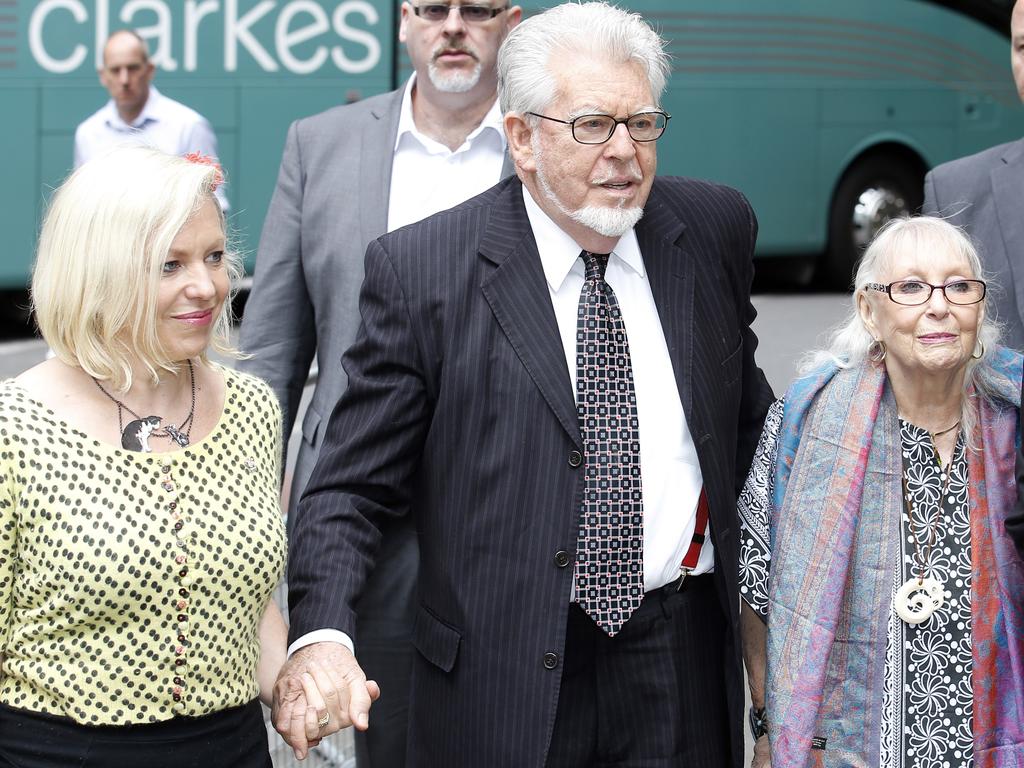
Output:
top-left (894, 422), bottom-right (957, 625)
top-left (92, 360), bottom-right (197, 452)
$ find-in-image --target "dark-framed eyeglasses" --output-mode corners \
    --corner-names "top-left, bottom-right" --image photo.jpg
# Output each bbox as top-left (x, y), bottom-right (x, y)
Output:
top-left (865, 279), bottom-right (987, 306)
top-left (526, 111), bottom-right (671, 144)
top-left (411, 3), bottom-right (509, 22)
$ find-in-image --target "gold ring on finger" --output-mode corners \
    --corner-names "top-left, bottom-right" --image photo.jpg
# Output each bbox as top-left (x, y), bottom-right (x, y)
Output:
top-left (317, 712), bottom-right (330, 730)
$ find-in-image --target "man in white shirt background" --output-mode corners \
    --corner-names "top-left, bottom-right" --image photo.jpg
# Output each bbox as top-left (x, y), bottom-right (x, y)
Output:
top-left (237, 2), bottom-right (521, 765)
top-left (74, 29), bottom-right (229, 211)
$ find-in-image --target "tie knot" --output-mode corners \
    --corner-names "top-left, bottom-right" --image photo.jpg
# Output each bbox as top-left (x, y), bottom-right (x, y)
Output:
top-left (581, 251), bottom-right (610, 282)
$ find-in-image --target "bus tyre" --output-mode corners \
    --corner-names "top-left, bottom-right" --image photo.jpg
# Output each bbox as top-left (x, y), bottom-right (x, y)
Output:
top-left (822, 154), bottom-right (924, 290)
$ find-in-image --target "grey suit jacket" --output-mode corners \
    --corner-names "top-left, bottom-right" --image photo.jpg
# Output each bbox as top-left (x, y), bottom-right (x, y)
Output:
top-left (923, 137), bottom-right (1024, 351)
top-left (239, 88), bottom-right (514, 506)
top-left (239, 89), bottom-right (403, 501)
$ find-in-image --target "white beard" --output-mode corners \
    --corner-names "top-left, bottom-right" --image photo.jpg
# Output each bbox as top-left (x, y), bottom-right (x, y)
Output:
top-left (428, 60), bottom-right (482, 93)
top-left (534, 141), bottom-right (644, 238)
top-left (565, 204), bottom-right (644, 238)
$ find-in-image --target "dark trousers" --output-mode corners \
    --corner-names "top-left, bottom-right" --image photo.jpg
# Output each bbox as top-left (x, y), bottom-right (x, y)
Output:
top-left (353, 515), bottom-right (418, 768)
top-left (0, 699), bottom-right (270, 768)
top-left (353, 629), bottom-right (414, 768)
top-left (546, 574), bottom-right (730, 768)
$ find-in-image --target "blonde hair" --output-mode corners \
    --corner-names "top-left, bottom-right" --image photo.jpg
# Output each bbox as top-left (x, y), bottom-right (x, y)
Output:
top-left (32, 147), bottom-right (241, 391)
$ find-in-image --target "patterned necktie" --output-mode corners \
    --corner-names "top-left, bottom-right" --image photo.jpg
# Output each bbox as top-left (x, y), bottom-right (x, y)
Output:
top-left (573, 250), bottom-right (644, 636)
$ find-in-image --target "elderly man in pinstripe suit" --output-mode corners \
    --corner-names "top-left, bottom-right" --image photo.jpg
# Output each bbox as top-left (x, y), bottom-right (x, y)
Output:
top-left (273, 3), bottom-right (774, 766)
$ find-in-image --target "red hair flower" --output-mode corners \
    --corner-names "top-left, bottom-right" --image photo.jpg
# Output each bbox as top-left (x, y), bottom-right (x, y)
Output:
top-left (183, 151), bottom-right (225, 191)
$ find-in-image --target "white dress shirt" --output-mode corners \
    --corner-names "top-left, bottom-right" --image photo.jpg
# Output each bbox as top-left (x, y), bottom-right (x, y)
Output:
top-left (521, 186), bottom-right (713, 593)
top-left (387, 75), bottom-right (507, 231)
top-left (73, 86), bottom-right (229, 211)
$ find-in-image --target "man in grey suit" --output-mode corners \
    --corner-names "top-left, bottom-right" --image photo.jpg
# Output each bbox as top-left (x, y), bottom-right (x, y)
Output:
top-left (923, 0), bottom-right (1024, 350)
top-left (239, 1), bottom-right (520, 765)
top-left (273, 3), bottom-right (773, 765)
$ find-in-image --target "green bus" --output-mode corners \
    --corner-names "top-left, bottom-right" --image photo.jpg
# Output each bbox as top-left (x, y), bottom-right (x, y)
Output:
top-left (2, 0), bottom-right (1021, 291)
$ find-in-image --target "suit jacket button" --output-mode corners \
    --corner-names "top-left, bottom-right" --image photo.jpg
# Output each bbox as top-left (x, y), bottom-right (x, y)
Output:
top-left (553, 550), bottom-right (571, 568)
top-left (568, 450), bottom-right (583, 468)
top-left (543, 652), bottom-right (559, 670)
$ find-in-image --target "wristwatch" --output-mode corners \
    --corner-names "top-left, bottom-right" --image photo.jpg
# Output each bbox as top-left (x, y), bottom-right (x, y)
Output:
top-left (748, 706), bottom-right (769, 739)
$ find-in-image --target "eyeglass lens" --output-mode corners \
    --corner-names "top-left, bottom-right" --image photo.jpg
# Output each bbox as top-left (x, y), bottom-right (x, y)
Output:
top-left (572, 113), bottom-right (668, 144)
top-left (889, 280), bottom-right (986, 305)
top-left (415, 4), bottom-right (504, 22)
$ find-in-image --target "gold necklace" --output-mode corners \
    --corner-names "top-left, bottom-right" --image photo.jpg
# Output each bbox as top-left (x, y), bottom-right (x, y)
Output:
top-left (930, 419), bottom-right (960, 440)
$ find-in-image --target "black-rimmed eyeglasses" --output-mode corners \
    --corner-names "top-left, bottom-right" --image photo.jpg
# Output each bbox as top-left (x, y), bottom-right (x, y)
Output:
top-left (411, 3), bottom-right (508, 22)
top-left (526, 111), bottom-right (671, 144)
top-left (866, 279), bottom-right (987, 306)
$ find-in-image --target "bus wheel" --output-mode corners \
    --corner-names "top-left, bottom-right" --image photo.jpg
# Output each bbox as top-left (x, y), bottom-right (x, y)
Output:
top-left (821, 154), bottom-right (924, 289)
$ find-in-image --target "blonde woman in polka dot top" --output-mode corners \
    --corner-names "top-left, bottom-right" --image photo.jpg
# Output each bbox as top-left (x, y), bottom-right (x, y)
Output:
top-left (0, 147), bottom-right (325, 767)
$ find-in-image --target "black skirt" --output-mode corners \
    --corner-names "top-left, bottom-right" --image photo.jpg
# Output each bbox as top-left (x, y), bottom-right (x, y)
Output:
top-left (0, 699), bottom-right (272, 768)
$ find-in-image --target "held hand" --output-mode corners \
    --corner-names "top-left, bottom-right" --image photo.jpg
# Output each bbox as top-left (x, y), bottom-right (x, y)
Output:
top-left (751, 734), bottom-right (771, 768)
top-left (271, 642), bottom-right (381, 760)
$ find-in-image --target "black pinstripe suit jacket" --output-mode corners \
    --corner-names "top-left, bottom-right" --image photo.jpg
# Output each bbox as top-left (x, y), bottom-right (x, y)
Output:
top-left (289, 175), bottom-right (774, 767)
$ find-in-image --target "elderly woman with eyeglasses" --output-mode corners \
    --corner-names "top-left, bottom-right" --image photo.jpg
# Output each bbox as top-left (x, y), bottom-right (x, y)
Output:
top-left (738, 216), bottom-right (1024, 768)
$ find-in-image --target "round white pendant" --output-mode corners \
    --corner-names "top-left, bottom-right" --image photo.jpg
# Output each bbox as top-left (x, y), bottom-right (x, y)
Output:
top-left (894, 576), bottom-right (944, 624)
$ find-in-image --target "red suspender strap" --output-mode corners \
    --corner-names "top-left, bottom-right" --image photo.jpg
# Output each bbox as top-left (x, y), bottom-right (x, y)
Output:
top-left (679, 487), bottom-right (710, 571)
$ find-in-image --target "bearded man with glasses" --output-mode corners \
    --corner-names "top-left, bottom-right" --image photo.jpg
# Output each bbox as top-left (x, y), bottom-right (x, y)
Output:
top-left (244, 2), bottom-right (520, 767)
top-left (277, 3), bottom-right (773, 766)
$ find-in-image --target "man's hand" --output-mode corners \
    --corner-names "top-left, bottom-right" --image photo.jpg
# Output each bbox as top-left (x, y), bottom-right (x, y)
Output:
top-left (271, 641), bottom-right (381, 760)
top-left (751, 734), bottom-right (771, 768)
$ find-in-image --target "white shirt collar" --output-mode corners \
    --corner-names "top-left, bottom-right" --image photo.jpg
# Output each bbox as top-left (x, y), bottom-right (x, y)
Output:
top-left (521, 184), bottom-right (645, 292)
top-left (394, 74), bottom-right (505, 155)
top-left (104, 85), bottom-right (162, 131)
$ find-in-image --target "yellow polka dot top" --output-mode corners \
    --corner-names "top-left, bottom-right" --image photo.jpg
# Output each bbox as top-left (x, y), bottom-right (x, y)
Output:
top-left (0, 368), bottom-right (286, 725)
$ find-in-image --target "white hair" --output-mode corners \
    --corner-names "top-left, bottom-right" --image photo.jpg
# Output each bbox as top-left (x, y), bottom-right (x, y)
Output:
top-left (32, 146), bottom-right (241, 392)
top-left (803, 215), bottom-right (1002, 447)
top-left (497, 2), bottom-right (670, 116)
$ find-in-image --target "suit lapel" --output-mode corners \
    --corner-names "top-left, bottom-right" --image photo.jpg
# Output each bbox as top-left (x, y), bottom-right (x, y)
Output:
top-left (358, 90), bottom-right (404, 245)
top-left (479, 181), bottom-right (581, 447)
top-left (991, 138), bottom-right (1024, 323)
top-left (638, 184), bottom-right (735, 608)
top-left (477, 181), bottom-right (703, 452)
top-left (636, 186), bottom-right (704, 444)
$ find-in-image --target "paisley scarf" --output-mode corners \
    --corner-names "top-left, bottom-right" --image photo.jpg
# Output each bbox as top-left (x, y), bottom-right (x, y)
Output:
top-left (766, 346), bottom-right (1024, 768)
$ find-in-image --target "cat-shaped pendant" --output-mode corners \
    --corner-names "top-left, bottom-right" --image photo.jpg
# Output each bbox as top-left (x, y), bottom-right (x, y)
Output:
top-left (122, 416), bottom-right (162, 452)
